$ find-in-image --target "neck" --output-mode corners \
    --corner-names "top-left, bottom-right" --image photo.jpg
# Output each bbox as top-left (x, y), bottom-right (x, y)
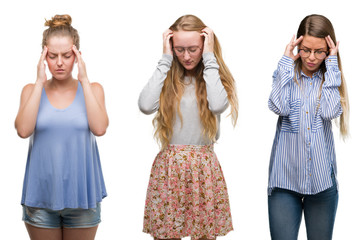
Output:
top-left (303, 70), bottom-right (313, 78)
top-left (185, 69), bottom-right (196, 77)
top-left (49, 76), bottom-right (76, 89)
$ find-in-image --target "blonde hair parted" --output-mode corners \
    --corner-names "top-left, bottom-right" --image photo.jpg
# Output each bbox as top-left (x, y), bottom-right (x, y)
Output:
top-left (295, 14), bottom-right (349, 138)
top-left (153, 15), bottom-right (238, 149)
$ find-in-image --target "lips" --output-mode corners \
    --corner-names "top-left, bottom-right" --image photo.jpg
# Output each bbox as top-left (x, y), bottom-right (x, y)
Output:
top-left (306, 62), bottom-right (316, 68)
top-left (56, 69), bottom-right (65, 72)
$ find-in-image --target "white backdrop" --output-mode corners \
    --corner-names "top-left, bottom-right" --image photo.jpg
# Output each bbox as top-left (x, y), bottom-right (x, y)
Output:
top-left (1, 0), bottom-right (363, 239)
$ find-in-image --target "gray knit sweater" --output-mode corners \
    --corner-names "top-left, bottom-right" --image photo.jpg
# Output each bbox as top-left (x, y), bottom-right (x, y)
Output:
top-left (138, 52), bottom-right (228, 145)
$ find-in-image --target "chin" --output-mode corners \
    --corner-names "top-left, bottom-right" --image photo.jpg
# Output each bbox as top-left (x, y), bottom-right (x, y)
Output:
top-left (52, 74), bottom-right (72, 81)
top-left (183, 65), bottom-right (197, 71)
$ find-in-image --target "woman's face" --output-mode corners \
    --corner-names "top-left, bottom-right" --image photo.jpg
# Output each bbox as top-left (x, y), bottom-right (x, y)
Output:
top-left (46, 36), bottom-right (76, 81)
top-left (299, 35), bottom-right (328, 77)
top-left (172, 30), bottom-right (203, 75)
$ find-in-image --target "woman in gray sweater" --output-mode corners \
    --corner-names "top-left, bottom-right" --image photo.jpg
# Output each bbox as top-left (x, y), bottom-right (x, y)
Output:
top-left (139, 15), bottom-right (238, 240)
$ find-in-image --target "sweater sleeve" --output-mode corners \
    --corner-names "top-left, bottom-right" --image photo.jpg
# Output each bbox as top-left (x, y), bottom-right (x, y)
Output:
top-left (268, 55), bottom-right (295, 116)
top-left (319, 55), bottom-right (343, 120)
top-left (202, 52), bottom-right (229, 114)
top-left (138, 54), bottom-right (173, 115)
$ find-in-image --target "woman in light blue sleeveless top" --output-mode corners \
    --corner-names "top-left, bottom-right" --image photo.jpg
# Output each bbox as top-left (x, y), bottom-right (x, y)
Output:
top-left (15, 14), bottom-right (108, 240)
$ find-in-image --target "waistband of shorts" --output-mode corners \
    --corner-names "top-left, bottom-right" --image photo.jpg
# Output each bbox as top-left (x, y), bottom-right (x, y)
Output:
top-left (165, 144), bottom-right (214, 152)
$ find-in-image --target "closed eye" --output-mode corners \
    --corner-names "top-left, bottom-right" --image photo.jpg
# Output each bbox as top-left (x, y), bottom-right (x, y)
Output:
top-left (174, 47), bottom-right (184, 53)
top-left (188, 47), bottom-right (199, 52)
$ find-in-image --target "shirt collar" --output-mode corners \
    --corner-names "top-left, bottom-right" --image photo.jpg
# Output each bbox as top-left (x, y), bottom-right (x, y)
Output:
top-left (300, 69), bottom-right (323, 80)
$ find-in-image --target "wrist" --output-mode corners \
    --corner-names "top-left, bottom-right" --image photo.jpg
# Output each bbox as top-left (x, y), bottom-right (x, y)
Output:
top-left (279, 55), bottom-right (295, 69)
top-left (163, 49), bottom-right (173, 56)
top-left (35, 79), bottom-right (45, 87)
top-left (203, 47), bottom-right (213, 54)
top-left (325, 55), bottom-right (338, 68)
top-left (80, 78), bottom-right (91, 86)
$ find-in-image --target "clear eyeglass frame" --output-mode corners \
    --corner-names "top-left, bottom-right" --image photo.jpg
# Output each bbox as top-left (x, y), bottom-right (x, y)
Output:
top-left (173, 46), bottom-right (202, 56)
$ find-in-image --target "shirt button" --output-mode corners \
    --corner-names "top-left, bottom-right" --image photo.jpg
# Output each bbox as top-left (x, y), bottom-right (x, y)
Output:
top-left (306, 111), bottom-right (308, 114)
top-left (310, 82), bottom-right (312, 86)
top-left (309, 174), bottom-right (312, 176)
top-left (308, 127), bottom-right (310, 130)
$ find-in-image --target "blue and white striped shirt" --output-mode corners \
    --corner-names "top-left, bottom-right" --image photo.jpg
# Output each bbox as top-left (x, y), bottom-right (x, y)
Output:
top-left (268, 55), bottom-right (342, 195)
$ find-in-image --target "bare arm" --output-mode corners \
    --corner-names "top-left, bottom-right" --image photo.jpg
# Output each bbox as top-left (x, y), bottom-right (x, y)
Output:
top-left (73, 46), bottom-right (109, 136)
top-left (15, 47), bottom-right (48, 138)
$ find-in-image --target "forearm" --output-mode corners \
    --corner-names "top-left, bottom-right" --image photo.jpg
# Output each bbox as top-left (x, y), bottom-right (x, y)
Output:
top-left (203, 52), bottom-right (229, 114)
top-left (81, 81), bottom-right (109, 136)
top-left (268, 56), bottom-right (294, 116)
top-left (138, 54), bottom-right (172, 114)
top-left (320, 56), bottom-right (342, 119)
top-left (15, 83), bottom-right (43, 138)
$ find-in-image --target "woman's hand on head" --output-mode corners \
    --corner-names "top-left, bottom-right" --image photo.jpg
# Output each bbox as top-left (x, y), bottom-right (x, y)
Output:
top-left (72, 45), bottom-right (89, 84)
top-left (36, 46), bottom-right (48, 85)
top-left (163, 29), bottom-right (174, 56)
top-left (325, 35), bottom-right (339, 58)
top-left (284, 35), bottom-right (303, 61)
top-left (201, 27), bottom-right (214, 53)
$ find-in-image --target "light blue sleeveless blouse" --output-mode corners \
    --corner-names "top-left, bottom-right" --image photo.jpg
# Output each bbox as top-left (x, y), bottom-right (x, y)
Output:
top-left (21, 82), bottom-right (107, 210)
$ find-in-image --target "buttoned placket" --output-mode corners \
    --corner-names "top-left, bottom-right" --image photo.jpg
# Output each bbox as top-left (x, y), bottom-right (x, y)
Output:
top-left (303, 73), bottom-right (316, 194)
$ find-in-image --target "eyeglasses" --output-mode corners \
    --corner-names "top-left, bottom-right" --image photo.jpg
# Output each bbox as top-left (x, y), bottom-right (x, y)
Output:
top-left (173, 46), bottom-right (202, 56)
top-left (298, 49), bottom-right (329, 60)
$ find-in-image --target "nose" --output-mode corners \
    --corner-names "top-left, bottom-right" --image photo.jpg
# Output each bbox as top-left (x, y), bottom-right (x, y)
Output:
top-left (57, 55), bottom-right (63, 66)
top-left (308, 50), bottom-right (316, 60)
top-left (183, 50), bottom-right (191, 60)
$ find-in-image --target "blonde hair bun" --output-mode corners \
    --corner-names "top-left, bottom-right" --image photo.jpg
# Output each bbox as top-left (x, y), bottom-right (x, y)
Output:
top-left (44, 14), bottom-right (72, 28)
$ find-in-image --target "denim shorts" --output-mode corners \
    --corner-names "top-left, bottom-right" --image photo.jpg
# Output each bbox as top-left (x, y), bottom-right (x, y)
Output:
top-left (22, 203), bottom-right (101, 229)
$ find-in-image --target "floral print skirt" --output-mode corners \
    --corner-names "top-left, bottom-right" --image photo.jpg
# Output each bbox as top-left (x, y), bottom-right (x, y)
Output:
top-left (143, 144), bottom-right (233, 240)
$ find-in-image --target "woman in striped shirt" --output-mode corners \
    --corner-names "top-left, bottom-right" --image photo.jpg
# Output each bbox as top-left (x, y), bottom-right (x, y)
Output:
top-left (267, 14), bottom-right (349, 240)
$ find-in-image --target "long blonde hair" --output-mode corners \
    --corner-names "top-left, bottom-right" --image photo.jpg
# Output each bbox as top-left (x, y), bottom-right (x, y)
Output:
top-left (153, 15), bottom-right (238, 149)
top-left (294, 14), bottom-right (349, 138)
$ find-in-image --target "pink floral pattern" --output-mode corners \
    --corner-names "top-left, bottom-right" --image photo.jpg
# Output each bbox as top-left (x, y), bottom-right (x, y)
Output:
top-left (143, 144), bottom-right (233, 240)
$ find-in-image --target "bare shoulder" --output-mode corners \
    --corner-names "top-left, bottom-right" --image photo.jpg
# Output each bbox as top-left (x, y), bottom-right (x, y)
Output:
top-left (90, 82), bottom-right (105, 94)
top-left (22, 83), bottom-right (35, 91)
top-left (90, 82), bottom-right (106, 102)
top-left (20, 83), bottom-right (36, 99)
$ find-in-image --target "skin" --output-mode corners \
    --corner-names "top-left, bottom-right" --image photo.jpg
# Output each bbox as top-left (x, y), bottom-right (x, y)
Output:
top-left (15, 35), bottom-right (108, 240)
top-left (25, 223), bottom-right (98, 240)
top-left (163, 27), bottom-right (215, 76)
top-left (15, 36), bottom-right (108, 138)
top-left (156, 28), bottom-right (217, 240)
top-left (284, 34), bottom-right (339, 78)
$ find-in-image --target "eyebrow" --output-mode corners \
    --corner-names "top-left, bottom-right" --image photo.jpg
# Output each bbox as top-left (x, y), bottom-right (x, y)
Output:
top-left (174, 45), bottom-right (200, 48)
top-left (301, 45), bottom-right (327, 51)
top-left (48, 50), bottom-right (73, 55)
